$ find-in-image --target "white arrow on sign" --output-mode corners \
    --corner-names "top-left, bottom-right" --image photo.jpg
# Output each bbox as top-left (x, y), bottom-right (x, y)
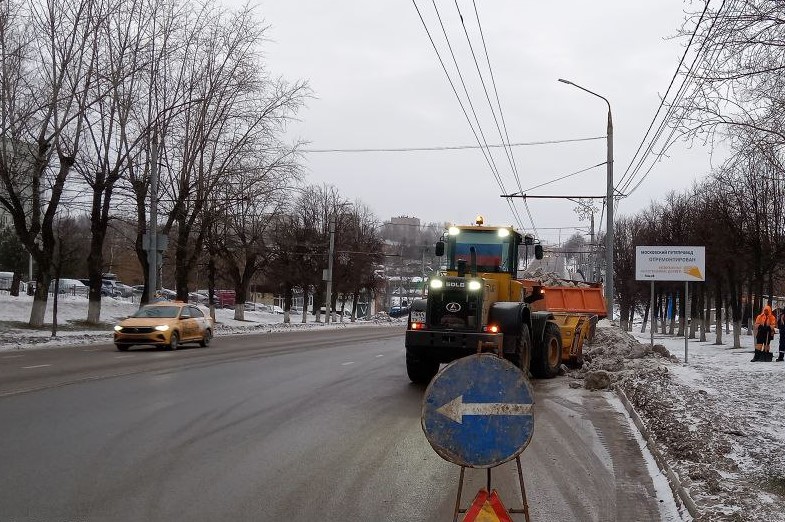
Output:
top-left (436, 395), bottom-right (532, 424)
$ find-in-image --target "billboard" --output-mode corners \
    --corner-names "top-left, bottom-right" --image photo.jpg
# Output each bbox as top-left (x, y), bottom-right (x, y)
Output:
top-left (635, 246), bottom-right (705, 282)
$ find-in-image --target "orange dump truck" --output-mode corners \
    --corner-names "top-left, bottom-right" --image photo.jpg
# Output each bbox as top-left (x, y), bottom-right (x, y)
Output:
top-left (521, 279), bottom-right (607, 367)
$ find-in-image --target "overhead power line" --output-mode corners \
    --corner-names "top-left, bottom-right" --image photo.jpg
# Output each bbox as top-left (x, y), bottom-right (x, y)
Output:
top-left (617, 0), bottom-right (730, 197)
top-left (304, 136), bottom-right (605, 154)
top-left (411, 0), bottom-right (524, 229)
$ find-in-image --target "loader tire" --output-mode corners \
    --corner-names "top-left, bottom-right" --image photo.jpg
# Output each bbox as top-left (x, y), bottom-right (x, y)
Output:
top-left (532, 321), bottom-right (562, 379)
top-left (406, 354), bottom-right (439, 384)
top-left (516, 323), bottom-right (532, 375)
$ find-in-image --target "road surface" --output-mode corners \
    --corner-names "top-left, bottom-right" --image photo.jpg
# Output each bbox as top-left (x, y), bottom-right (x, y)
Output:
top-left (0, 326), bottom-right (666, 521)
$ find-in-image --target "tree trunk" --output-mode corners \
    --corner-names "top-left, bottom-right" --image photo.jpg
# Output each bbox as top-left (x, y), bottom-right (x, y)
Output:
top-left (283, 285), bottom-right (292, 324)
top-left (714, 280), bottom-right (723, 345)
top-left (351, 289), bottom-right (360, 323)
top-left (640, 297), bottom-right (649, 334)
top-left (301, 285), bottom-right (309, 324)
top-left (733, 320), bottom-right (741, 349)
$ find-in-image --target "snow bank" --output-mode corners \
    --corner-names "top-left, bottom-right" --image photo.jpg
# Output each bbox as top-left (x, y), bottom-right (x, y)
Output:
top-left (572, 322), bottom-right (785, 521)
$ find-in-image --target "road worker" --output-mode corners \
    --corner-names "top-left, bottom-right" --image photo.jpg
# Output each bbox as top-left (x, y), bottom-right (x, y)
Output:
top-left (752, 305), bottom-right (777, 362)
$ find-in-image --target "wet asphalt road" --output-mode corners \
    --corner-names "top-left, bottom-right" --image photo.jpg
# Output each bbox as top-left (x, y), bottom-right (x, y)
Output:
top-left (0, 326), bottom-right (665, 521)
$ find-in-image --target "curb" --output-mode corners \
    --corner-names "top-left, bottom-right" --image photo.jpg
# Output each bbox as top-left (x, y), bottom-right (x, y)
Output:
top-left (616, 386), bottom-right (699, 520)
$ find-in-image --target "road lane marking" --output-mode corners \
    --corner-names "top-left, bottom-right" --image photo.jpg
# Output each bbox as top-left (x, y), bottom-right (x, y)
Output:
top-left (21, 364), bottom-right (51, 369)
top-left (115, 355), bottom-right (133, 359)
top-left (2, 355), bottom-right (25, 359)
top-left (82, 349), bottom-right (100, 352)
top-left (376, 354), bottom-right (384, 358)
top-left (341, 361), bottom-right (355, 366)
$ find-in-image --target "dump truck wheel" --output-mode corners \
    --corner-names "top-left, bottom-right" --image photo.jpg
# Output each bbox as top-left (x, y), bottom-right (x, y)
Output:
top-left (406, 354), bottom-right (439, 384)
top-left (517, 323), bottom-right (532, 374)
top-left (532, 322), bottom-right (562, 378)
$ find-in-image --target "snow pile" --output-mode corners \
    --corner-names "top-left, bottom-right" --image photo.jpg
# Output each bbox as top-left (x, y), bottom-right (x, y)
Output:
top-left (575, 322), bottom-right (785, 521)
top-left (518, 267), bottom-right (591, 287)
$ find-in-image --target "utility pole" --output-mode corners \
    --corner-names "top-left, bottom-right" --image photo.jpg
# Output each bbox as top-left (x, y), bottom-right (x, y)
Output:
top-left (589, 212), bottom-right (595, 281)
top-left (557, 78), bottom-right (614, 319)
top-left (325, 217), bottom-right (336, 324)
top-left (605, 108), bottom-right (614, 320)
top-left (146, 132), bottom-right (158, 304)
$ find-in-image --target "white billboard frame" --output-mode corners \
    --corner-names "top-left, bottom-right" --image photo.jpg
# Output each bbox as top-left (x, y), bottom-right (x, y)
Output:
top-left (635, 246), bottom-right (705, 282)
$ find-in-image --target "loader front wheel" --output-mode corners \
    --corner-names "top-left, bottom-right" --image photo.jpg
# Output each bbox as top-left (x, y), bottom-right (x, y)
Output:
top-left (517, 323), bottom-right (532, 375)
top-left (532, 322), bottom-right (562, 379)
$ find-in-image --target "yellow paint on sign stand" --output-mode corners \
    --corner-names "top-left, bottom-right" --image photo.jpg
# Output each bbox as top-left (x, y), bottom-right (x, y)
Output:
top-left (462, 489), bottom-right (512, 522)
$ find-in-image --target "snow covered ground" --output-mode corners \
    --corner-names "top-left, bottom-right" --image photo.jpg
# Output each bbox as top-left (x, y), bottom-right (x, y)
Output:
top-left (2, 292), bottom-right (780, 520)
top-left (572, 322), bottom-right (785, 522)
top-left (0, 293), bottom-right (398, 351)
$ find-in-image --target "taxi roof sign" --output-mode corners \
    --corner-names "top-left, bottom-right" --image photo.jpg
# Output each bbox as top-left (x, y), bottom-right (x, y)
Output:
top-left (462, 489), bottom-right (512, 522)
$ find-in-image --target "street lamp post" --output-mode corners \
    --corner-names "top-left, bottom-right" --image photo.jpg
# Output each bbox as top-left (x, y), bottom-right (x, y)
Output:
top-left (558, 78), bottom-right (614, 320)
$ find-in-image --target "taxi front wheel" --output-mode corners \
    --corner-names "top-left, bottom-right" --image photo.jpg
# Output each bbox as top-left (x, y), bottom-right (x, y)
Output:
top-left (168, 332), bottom-right (179, 351)
top-left (200, 329), bottom-right (212, 348)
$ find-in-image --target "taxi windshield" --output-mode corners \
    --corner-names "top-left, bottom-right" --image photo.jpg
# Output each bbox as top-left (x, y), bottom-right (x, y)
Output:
top-left (132, 305), bottom-right (180, 318)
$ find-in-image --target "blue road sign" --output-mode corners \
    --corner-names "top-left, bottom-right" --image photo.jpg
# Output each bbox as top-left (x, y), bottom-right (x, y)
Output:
top-left (421, 354), bottom-right (534, 468)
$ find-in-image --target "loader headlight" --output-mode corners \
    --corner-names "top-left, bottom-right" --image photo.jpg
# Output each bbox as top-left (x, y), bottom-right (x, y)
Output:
top-left (467, 280), bottom-right (482, 291)
top-left (497, 228), bottom-right (510, 237)
top-left (448, 226), bottom-right (460, 236)
top-left (430, 279), bottom-right (444, 289)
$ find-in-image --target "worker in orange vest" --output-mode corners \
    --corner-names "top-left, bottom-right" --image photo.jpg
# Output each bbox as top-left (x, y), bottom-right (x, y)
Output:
top-left (753, 305), bottom-right (777, 362)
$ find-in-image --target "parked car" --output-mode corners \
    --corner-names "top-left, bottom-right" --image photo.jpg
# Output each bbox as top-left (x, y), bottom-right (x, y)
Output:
top-left (189, 292), bottom-right (209, 304)
top-left (113, 301), bottom-right (214, 351)
top-left (388, 305), bottom-right (410, 318)
top-left (271, 305), bottom-right (285, 314)
top-left (113, 282), bottom-right (135, 298)
top-left (101, 279), bottom-right (120, 297)
top-left (0, 271), bottom-right (14, 291)
top-left (57, 278), bottom-right (89, 297)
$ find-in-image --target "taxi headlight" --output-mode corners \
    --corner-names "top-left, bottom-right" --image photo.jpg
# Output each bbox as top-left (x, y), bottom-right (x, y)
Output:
top-left (114, 325), bottom-right (123, 332)
top-left (430, 279), bottom-right (444, 289)
top-left (468, 280), bottom-right (482, 291)
top-left (154, 325), bottom-right (170, 331)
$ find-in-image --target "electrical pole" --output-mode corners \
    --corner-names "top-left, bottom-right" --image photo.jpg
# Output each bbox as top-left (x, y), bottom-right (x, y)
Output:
top-left (146, 132), bottom-right (158, 304)
top-left (589, 212), bottom-right (595, 281)
top-left (605, 108), bottom-right (614, 320)
top-left (325, 217), bottom-right (336, 324)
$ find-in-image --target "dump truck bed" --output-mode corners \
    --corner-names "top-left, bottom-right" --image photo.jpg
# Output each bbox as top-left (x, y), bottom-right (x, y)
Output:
top-left (541, 284), bottom-right (607, 318)
top-left (520, 279), bottom-right (606, 318)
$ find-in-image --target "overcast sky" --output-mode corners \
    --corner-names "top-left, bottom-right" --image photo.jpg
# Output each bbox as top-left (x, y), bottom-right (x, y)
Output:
top-left (250, 0), bottom-right (718, 244)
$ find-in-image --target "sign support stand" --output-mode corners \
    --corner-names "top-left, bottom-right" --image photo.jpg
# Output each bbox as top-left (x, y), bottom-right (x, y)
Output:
top-left (451, 456), bottom-right (530, 522)
top-left (650, 281), bottom-right (655, 348)
top-left (447, 342), bottom-right (530, 521)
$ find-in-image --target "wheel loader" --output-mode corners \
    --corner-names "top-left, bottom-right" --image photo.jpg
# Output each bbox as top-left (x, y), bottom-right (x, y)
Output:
top-left (405, 216), bottom-right (603, 384)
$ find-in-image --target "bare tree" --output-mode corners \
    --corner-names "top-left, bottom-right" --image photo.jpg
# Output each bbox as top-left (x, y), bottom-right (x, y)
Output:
top-left (0, 0), bottom-right (102, 326)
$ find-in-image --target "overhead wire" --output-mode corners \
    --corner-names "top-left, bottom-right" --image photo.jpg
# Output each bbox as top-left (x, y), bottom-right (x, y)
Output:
top-left (617, 0), bottom-right (731, 198)
top-left (304, 136), bottom-right (605, 153)
top-left (622, 0), bottom-right (734, 198)
top-left (615, 0), bottom-right (713, 194)
top-left (411, 0), bottom-right (524, 229)
top-left (464, 0), bottom-right (536, 234)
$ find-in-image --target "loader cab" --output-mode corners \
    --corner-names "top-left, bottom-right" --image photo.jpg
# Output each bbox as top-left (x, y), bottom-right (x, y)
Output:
top-left (437, 225), bottom-right (522, 276)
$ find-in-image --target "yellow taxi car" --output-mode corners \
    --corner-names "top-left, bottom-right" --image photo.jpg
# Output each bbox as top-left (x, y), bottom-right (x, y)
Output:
top-left (113, 301), bottom-right (213, 351)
